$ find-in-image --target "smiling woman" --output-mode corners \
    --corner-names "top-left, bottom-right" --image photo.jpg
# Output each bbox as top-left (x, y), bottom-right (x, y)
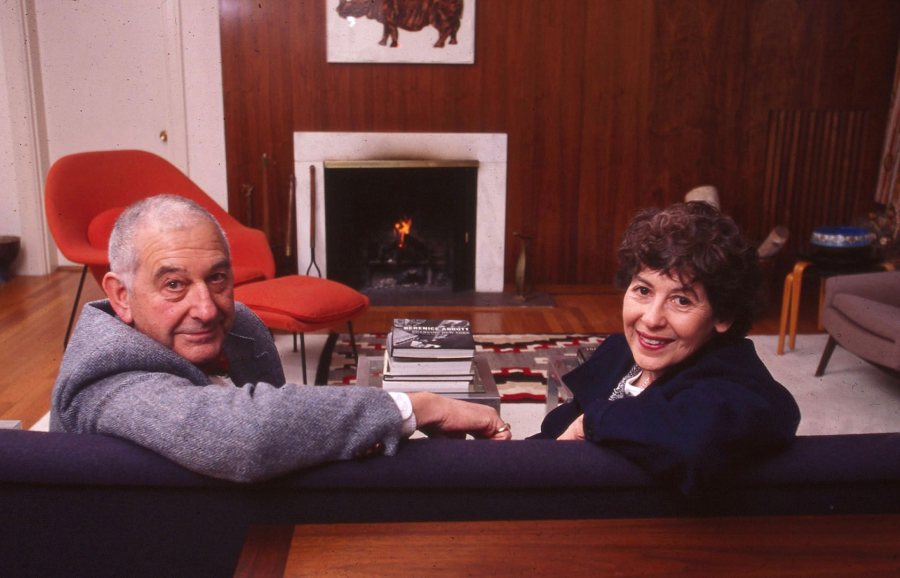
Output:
top-left (622, 269), bottom-right (733, 389)
top-left (532, 202), bottom-right (801, 495)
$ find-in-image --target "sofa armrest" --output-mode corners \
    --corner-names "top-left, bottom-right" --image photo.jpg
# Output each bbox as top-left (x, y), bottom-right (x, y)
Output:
top-left (0, 429), bottom-right (214, 487)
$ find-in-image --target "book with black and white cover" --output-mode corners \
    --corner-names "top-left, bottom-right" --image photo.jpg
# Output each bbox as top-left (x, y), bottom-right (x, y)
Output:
top-left (381, 353), bottom-right (475, 393)
top-left (384, 352), bottom-right (474, 377)
top-left (388, 318), bottom-right (475, 360)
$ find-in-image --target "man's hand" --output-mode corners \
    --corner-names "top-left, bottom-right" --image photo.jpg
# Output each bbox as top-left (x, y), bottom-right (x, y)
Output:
top-left (557, 415), bottom-right (585, 440)
top-left (408, 393), bottom-right (512, 440)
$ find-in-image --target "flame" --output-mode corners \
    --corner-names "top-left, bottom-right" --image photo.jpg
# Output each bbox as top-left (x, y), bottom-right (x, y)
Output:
top-left (394, 217), bottom-right (413, 248)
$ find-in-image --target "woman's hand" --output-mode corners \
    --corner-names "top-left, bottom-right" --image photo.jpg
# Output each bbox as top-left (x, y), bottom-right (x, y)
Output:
top-left (557, 415), bottom-right (585, 440)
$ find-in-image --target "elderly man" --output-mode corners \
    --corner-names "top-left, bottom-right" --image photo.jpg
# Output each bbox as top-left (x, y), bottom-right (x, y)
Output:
top-left (51, 195), bottom-right (509, 482)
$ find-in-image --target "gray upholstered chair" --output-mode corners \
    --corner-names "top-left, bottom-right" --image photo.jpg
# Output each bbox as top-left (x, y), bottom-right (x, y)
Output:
top-left (815, 270), bottom-right (900, 376)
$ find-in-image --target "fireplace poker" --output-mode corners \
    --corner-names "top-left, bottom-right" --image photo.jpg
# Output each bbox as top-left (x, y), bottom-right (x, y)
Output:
top-left (306, 164), bottom-right (322, 277)
top-left (285, 173), bottom-right (295, 258)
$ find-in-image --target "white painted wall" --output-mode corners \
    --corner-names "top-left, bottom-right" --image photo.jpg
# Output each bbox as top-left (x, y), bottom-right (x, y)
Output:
top-left (0, 0), bottom-right (52, 276)
top-left (180, 1), bottom-right (228, 204)
top-left (0, 11), bottom-right (21, 240)
top-left (0, 0), bottom-right (226, 277)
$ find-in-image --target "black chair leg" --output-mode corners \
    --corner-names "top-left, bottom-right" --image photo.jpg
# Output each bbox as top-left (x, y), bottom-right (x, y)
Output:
top-left (347, 321), bottom-right (359, 361)
top-left (815, 335), bottom-right (838, 377)
top-left (299, 333), bottom-right (308, 384)
top-left (64, 265), bottom-right (89, 350)
top-left (293, 333), bottom-right (298, 352)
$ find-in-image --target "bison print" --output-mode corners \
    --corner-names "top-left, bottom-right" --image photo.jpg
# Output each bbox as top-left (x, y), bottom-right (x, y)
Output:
top-left (336, 0), bottom-right (464, 48)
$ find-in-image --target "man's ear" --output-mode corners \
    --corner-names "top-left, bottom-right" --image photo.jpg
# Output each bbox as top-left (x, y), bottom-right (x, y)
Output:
top-left (102, 272), bottom-right (134, 324)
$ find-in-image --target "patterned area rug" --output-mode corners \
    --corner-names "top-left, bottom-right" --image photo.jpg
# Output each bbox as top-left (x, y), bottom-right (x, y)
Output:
top-left (323, 333), bottom-right (607, 401)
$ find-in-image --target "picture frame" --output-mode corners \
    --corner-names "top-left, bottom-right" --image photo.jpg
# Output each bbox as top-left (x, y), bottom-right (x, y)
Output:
top-left (327, 0), bottom-right (476, 64)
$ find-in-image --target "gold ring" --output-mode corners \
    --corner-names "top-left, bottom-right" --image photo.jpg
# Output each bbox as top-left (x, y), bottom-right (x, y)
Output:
top-left (496, 423), bottom-right (511, 433)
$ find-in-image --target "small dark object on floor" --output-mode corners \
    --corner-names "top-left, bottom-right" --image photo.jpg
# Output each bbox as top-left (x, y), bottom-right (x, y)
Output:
top-left (0, 235), bottom-right (20, 283)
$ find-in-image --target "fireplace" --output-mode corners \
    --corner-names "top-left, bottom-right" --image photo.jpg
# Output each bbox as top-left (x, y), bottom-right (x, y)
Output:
top-left (324, 160), bottom-right (478, 293)
top-left (294, 132), bottom-right (508, 293)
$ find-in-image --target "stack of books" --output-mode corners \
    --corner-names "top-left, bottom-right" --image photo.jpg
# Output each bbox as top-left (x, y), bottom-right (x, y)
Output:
top-left (382, 318), bottom-right (476, 392)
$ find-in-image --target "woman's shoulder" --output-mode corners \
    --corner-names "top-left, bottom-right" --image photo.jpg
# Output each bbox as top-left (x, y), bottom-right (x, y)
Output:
top-left (579, 333), bottom-right (631, 371)
top-left (677, 337), bottom-right (789, 397)
top-left (563, 333), bottom-right (633, 398)
top-left (591, 333), bottom-right (629, 356)
top-left (699, 337), bottom-right (766, 370)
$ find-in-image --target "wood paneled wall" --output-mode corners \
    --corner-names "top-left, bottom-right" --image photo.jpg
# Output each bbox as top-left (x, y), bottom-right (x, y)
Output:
top-left (219, 0), bottom-right (900, 285)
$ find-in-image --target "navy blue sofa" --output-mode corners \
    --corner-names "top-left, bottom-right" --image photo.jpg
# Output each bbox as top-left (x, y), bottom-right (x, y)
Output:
top-left (2, 428), bottom-right (899, 577)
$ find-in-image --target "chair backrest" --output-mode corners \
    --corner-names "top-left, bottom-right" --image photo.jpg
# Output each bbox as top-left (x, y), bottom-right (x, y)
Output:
top-left (45, 150), bottom-right (275, 282)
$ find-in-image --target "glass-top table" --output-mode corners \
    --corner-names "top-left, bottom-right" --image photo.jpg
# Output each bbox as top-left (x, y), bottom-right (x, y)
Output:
top-left (545, 345), bottom-right (596, 413)
top-left (355, 355), bottom-right (501, 412)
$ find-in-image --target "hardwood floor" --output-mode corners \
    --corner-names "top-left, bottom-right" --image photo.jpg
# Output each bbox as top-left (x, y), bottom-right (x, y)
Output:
top-left (0, 269), bottom-right (820, 430)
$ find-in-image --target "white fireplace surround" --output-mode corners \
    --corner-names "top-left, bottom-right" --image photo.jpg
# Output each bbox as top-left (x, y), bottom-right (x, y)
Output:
top-left (294, 132), bottom-right (508, 292)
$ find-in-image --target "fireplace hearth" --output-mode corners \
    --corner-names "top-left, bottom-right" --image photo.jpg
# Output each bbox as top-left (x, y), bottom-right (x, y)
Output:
top-left (325, 161), bottom-right (477, 295)
top-left (294, 132), bottom-right (508, 295)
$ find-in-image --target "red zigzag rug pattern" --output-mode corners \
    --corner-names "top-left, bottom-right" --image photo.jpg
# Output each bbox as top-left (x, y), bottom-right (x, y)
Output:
top-left (326, 333), bottom-right (607, 402)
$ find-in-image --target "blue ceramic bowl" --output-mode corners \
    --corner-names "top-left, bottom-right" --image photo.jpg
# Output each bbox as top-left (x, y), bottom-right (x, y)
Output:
top-left (810, 226), bottom-right (874, 248)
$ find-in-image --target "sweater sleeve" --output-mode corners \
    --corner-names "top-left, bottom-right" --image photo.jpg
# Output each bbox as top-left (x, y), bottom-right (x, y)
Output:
top-left (78, 371), bottom-right (405, 483)
top-left (52, 300), bottom-right (406, 483)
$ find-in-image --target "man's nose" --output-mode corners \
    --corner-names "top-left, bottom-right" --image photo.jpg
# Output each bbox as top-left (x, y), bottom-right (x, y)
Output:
top-left (188, 283), bottom-right (218, 321)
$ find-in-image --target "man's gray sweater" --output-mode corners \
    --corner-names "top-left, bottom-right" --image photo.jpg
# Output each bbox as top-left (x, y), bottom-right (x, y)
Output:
top-left (51, 300), bottom-right (404, 482)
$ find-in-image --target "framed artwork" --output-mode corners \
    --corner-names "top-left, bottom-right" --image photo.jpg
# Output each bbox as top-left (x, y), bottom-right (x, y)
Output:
top-left (327, 0), bottom-right (476, 64)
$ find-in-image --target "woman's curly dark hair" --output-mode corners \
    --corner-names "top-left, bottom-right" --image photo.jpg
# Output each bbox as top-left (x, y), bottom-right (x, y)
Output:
top-left (615, 201), bottom-right (762, 339)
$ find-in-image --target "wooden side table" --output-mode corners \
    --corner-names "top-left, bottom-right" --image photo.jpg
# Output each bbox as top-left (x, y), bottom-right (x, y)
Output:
top-left (777, 258), bottom-right (895, 355)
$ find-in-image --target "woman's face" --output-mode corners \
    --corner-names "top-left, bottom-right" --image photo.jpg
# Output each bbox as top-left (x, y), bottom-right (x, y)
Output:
top-left (622, 267), bottom-right (733, 382)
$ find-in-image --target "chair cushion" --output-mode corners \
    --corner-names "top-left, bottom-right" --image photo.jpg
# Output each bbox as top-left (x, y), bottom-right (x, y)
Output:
top-left (87, 207), bottom-right (125, 249)
top-left (832, 294), bottom-right (900, 341)
top-left (235, 276), bottom-right (369, 325)
top-left (231, 266), bottom-right (267, 286)
top-left (249, 308), bottom-right (330, 333)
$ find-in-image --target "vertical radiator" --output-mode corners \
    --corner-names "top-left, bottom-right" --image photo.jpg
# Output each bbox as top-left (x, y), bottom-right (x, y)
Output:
top-left (762, 109), bottom-right (870, 253)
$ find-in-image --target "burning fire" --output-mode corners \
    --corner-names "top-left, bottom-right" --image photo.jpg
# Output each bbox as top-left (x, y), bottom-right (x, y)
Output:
top-left (394, 217), bottom-right (413, 248)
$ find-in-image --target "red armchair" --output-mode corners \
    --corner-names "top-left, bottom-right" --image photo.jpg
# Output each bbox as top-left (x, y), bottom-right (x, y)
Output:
top-left (45, 150), bottom-right (367, 382)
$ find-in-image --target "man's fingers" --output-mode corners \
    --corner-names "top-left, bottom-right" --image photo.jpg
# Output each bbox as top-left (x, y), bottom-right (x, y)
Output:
top-left (408, 392), bottom-right (512, 440)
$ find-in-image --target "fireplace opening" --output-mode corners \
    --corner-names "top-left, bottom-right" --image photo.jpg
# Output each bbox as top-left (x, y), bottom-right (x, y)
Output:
top-left (324, 160), bottom-right (478, 295)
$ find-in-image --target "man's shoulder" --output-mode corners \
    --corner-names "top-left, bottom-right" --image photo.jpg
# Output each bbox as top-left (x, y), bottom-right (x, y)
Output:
top-left (231, 302), bottom-right (271, 340)
top-left (83, 298), bottom-right (116, 316)
top-left (67, 299), bottom-right (177, 364)
top-left (76, 299), bottom-right (127, 334)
